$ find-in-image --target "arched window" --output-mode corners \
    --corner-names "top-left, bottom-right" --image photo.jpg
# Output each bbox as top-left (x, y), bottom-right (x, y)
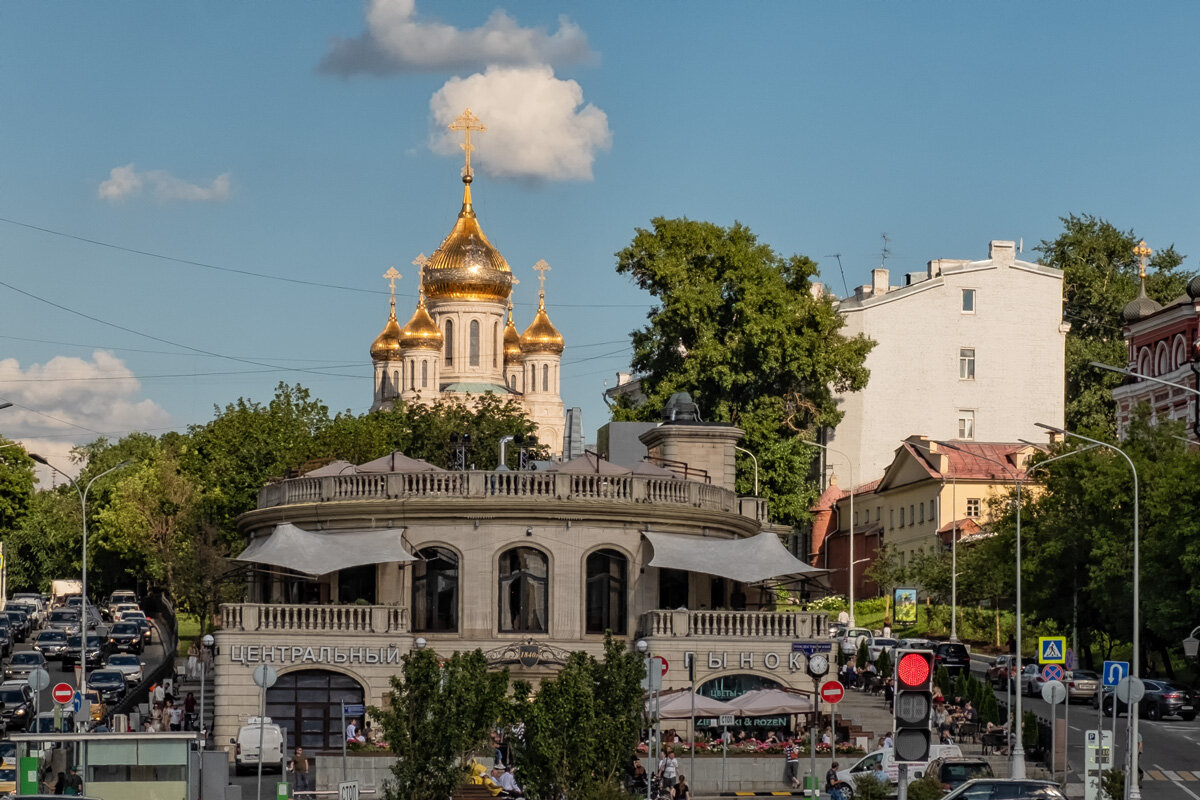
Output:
top-left (1156, 342), bottom-right (1170, 376)
top-left (1174, 335), bottom-right (1189, 370)
top-left (585, 549), bottom-right (628, 634)
top-left (499, 547), bottom-right (548, 633)
top-left (469, 320), bottom-right (480, 366)
top-left (493, 322), bottom-right (500, 368)
top-left (412, 547), bottom-right (459, 632)
top-left (421, 360), bottom-right (429, 388)
top-left (530, 364), bottom-right (536, 391)
top-left (409, 361), bottom-right (415, 390)
top-left (1137, 347), bottom-right (1152, 376)
top-left (543, 363), bottom-right (549, 391)
top-left (444, 320), bottom-right (454, 366)
top-left (394, 370), bottom-right (400, 394)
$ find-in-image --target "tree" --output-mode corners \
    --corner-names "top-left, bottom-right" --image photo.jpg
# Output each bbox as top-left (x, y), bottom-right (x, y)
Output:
top-left (372, 648), bottom-right (510, 800)
top-left (1035, 215), bottom-right (1188, 436)
top-left (615, 218), bottom-right (873, 526)
top-left (0, 439), bottom-right (34, 535)
top-left (513, 636), bottom-right (645, 800)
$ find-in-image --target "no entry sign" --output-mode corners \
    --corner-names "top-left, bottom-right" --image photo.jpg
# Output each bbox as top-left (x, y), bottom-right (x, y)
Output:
top-left (820, 680), bottom-right (845, 704)
top-left (52, 683), bottom-right (74, 705)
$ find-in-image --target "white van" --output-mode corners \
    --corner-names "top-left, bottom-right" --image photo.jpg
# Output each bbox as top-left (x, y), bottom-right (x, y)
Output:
top-left (837, 743), bottom-right (962, 786)
top-left (232, 716), bottom-right (286, 774)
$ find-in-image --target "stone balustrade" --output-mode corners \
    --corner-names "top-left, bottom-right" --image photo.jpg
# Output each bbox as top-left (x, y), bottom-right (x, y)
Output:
top-left (637, 608), bottom-right (828, 640)
top-left (256, 470), bottom-right (739, 513)
top-left (220, 603), bottom-right (408, 634)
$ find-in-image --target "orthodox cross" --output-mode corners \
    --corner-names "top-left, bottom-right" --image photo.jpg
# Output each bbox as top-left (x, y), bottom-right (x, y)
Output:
top-left (412, 254), bottom-right (428, 298)
top-left (1134, 239), bottom-right (1153, 280)
top-left (532, 259), bottom-right (551, 296)
top-left (449, 108), bottom-right (486, 178)
top-left (383, 267), bottom-right (401, 303)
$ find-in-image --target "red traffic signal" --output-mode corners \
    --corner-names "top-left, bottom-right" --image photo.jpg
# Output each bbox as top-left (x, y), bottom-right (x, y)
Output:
top-left (893, 650), bottom-right (935, 763)
top-left (897, 651), bottom-right (933, 690)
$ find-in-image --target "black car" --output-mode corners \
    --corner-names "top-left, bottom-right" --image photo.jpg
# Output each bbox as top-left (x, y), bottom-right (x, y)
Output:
top-left (0, 624), bottom-right (12, 657)
top-left (107, 622), bottom-right (143, 654)
top-left (3, 611), bottom-right (29, 642)
top-left (63, 633), bottom-right (105, 669)
top-left (87, 669), bottom-right (127, 704)
top-left (1102, 678), bottom-right (1198, 721)
top-left (941, 779), bottom-right (1066, 799)
top-left (4, 651), bottom-right (47, 681)
top-left (131, 616), bottom-right (153, 646)
top-left (922, 756), bottom-right (995, 791)
top-left (933, 642), bottom-right (971, 676)
top-left (0, 684), bottom-right (35, 731)
top-left (33, 630), bottom-right (68, 661)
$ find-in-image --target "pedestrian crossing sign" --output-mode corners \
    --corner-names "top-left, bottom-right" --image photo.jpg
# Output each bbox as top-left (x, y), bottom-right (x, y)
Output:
top-left (1039, 636), bottom-right (1066, 664)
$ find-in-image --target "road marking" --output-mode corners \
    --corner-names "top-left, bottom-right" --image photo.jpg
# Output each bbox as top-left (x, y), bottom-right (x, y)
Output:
top-left (1165, 771), bottom-right (1181, 781)
top-left (1174, 780), bottom-right (1200, 800)
top-left (1181, 771), bottom-right (1197, 781)
top-left (1147, 770), bottom-right (1167, 781)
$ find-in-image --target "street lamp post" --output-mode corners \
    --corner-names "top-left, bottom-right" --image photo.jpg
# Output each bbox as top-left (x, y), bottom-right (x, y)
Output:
top-left (804, 441), bottom-right (855, 626)
top-left (1037, 423), bottom-right (1141, 800)
top-left (28, 454), bottom-right (131, 790)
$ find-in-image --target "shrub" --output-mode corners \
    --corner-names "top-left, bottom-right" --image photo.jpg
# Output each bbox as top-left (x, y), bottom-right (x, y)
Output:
top-left (1101, 768), bottom-right (1124, 800)
top-left (851, 773), bottom-right (891, 800)
top-left (905, 774), bottom-right (946, 800)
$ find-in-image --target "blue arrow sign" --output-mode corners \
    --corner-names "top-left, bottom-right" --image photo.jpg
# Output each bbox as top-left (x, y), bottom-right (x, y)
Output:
top-left (70, 692), bottom-right (83, 713)
top-left (791, 642), bottom-right (833, 655)
top-left (1102, 660), bottom-right (1129, 688)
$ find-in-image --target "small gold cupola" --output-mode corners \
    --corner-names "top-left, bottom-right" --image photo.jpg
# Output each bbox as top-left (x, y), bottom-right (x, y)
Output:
top-left (370, 266), bottom-right (404, 361)
top-left (520, 260), bottom-right (564, 355)
top-left (503, 301), bottom-right (524, 362)
top-left (400, 255), bottom-right (444, 350)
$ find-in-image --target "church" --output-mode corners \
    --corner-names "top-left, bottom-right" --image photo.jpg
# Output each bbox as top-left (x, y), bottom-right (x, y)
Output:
top-left (367, 109), bottom-right (566, 457)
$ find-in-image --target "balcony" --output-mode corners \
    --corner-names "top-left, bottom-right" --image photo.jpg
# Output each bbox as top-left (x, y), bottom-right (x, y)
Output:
top-left (255, 470), bottom-right (738, 514)
top-left (637, 609), bottom-right (828, 641)
top-left (220, 603), bottom-right (408, 634)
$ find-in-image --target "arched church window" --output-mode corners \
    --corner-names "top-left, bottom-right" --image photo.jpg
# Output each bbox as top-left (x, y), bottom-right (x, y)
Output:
top-left (530, 364), bottom-right (536, 391)
top-left (410, 361), bottom-right (415, 390)
top-left (412, 546), bottom-right (459, 632)
top-left (469, 320), bottom-right (480, 367)
top-left (585, 549), bottom-right (628, 634)
top-left (421, 360), bottom-right (429, 388)
top-left (394, 370), bottom-right (400, 394)
top-left (444, 321), bottom-right (454, 366)
top-left (493, 322), bottom-right (500, 368)
top-left (498, 547), bottom-right (548, 633)
top-left (543, 363), bottom-right (549, 391)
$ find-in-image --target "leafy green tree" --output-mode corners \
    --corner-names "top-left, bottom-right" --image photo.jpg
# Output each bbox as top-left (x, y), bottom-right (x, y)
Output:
top-left (907, 549), bottom-right (951, 604)
top-left (4, 490), bottom-right (79, 593)
top-left (513, 636), bottom-right (645, 800)
top-left (372, 648), bottom-right (510, 800)
top-left (614, 218), bottom-right (873, 526)
top-left (1035, 214), bottom-right (1188, 436)
top-left (0, 439), bottom-right (34, 535)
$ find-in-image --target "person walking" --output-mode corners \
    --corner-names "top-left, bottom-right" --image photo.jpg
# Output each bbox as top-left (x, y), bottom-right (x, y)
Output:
top-left (657, 747), bottom-right (679, 792)
top-left (673, 774), bottom-right (691, 800)
top-left (289, 746), bottom-right (312, 792)
top-left (187, 641), bottom-right (200, 680)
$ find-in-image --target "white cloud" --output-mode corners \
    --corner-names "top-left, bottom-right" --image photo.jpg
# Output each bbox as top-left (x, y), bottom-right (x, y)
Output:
top-left (0, 352), bottom-right (172, 481)
top-left (320, 0), bottom-right (593, 76)
top-left (98, 164), bottom-right (231, 203)
top-left (430, 66), bottom-right (611, 182)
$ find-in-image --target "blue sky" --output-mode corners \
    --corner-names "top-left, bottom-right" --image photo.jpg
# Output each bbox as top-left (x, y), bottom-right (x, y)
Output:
top-left (2, 1), bottom-right (1198, 473)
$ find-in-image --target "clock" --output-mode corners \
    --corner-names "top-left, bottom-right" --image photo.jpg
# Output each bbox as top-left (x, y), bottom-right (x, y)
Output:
top-left (807, 654), bottom-right (829, 676)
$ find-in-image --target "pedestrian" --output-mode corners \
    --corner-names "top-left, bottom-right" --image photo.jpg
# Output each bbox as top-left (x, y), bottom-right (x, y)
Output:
top-left (782, 739), bottom-right (800, 788)
top-left (498, 764), bottom-right (523, 797)
top-left (825, 763), bottom-right (850, 800)
top-left (168, 701), bottom-right (183, 731)
top-left (53, 771), bottom-right (66, 795)
top-left (65, 766), bottom-right (83, 796)
top-left (289, 745), bottom-right (311, 791)
top-left (673, 774), bottom-right (691, 800)
top-left (657, 746), bottom-right (679, 791)
top-left (187, 641), bottom-right (200, 680)
top-left (346, 717), bottom-right (366, 744)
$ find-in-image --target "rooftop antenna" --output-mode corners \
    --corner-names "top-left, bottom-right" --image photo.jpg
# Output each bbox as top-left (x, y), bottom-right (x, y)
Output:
top-left (880, 233), bottom-right (891, 267)
top-left (824, 253), bottom-right (850, 298)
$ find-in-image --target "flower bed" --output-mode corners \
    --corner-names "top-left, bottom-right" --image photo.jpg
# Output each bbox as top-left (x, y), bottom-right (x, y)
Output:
top-left (636, 741), bottom-right (864, 757)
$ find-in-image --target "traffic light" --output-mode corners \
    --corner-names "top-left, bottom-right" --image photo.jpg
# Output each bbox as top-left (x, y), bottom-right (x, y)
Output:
top-left (893, 649), bottom-right (935, 762)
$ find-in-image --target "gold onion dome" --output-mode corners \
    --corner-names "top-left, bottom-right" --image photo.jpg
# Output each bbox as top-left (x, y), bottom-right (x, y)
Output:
top-left (503, 302), bottom-right (524, 362)
top-left (422, 177), bottom-right (513, 303)
top-left (520, 294), bottom-right (564, 355)
top-left (400, 293), bottom-right (443, 350)
top-left (370, 299), bottom-right (403, 361)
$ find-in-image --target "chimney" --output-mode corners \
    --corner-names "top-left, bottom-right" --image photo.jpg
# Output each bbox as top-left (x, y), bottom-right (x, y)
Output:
top-left (989, 240), bottom-right (1017, 264)
top-left (871, 268), bottom-right (889, 295)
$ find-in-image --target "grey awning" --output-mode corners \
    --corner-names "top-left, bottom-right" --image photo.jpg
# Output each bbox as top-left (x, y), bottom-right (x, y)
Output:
top-left (643, 531), bottom-right (825, 583)
top-left (235, 523), bottom-right (415, 576)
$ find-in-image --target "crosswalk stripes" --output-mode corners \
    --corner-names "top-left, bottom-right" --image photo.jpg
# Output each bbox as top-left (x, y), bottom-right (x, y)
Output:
top-left (1142, 769), bottom-right (1200, 781)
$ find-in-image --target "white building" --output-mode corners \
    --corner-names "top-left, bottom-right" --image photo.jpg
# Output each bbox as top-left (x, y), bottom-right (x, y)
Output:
top-left (828, 240), bottom-right (1068, 481)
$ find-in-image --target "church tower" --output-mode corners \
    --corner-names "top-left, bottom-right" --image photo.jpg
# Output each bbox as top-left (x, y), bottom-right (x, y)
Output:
top-left (398, 255), bottom-right (443, 401)
top-left (520, 260), bottom-right (566, 453)
top-left (369, 267), bottom-right (404, 412)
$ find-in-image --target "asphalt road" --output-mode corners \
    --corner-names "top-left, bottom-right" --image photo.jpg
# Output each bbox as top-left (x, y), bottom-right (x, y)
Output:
top-left (973, 661), bottom-right (1200, 799)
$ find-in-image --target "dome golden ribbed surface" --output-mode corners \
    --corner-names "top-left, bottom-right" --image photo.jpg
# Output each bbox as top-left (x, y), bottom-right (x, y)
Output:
top-left (504, 306), bottom-right (524, 362)
top-left (370, 304), bottom-right (403, 361)
top-left (520, 299), bottom-right (564, 354)
top-left (400, 299), bottom-right (443, 350)
top-left (423, 183), bottom-right (513, 303)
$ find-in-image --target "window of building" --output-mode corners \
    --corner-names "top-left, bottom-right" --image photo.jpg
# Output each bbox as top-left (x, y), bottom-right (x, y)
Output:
top-left (421, 360), bottom-right (428, 388)
top-left (853, 511), bottom-right (859, 527)
top-left (265, 670), bottom-right (364, 751)
top-left (899, 507), bottom-right (905, 527)
top-left (962, 288), bottom-right (976, 313)
top-left (530, 364), bottom-right (536, 391)
top-left (444, 320), bottom-right (454, 366)
top-left (919, 503), bottom-right (925, 524)
top-left (889, 509), bottom-right (894, 530)
top-left (959, 347), bottom-right (975, 380)
top-left (543, 363), bottom-right (549, 391)
top-left (957, 410), bottom-right (975, 440)
top-left (499, 547), bottom-right (548, 633)
top-left (412, 547), bottom-right (458, 632)
top-left (658, 568), bottom-right (689, 609)
top-left (876, 507), bottom-right (881, 523)
top-left (469, 320), bottom-right (480, 367)
top-left (394, 369), bottom-right (401, 394)
top-left (494, 322), bottom-right (500, 368)
top-left (910, 504), bottom-right (916, 525)
top-left (966, 498), bottom-right (982, 518)
top-left (585, 549), bottom-right (628, 634)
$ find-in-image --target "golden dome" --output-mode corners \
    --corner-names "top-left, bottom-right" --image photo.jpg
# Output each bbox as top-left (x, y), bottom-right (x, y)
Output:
top-left (370, 299), bottom-right (403, 361)
top-left (423, 177), bottom-right (513, 303)
top-left (400, 292), bottom-right (443, 350)
top-left (520, 294), bottom-right (564, 355)
top-left (503, 302), bottom-right (524, 362)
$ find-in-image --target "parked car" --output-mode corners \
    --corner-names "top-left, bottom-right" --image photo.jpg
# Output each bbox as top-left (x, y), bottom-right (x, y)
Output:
top-left (897, 638), bottom-right (938, 651)
top-left (0, 683), bottom-right (34, 731)
top-left (232, 717), bottom-right (286, 775)
top-left (941, 778), bottom-right (1066, 799)
top-left (1065, 670), bottom-right (1101, 704)
top-left (105, 653), bottom-right (145, 686)
top-left (1102, 678), bottom-right (1198, 721)
top-left (837, 744), bottom-right (963, 787)
top-left (868, 636), bottom-right (899, 663)
top-left (921, 756), bottom-right (995, 791)
top-left (933, 642), bottom-right (971, 677)
top-left (88, 669), bottom-right (128, 704)
top-left (4, 651), bottom-right (47, 681)
top-left (1014, 664), bottom-right (1046, 697)
top-left (828, 622), bottom-right (848, 640)
top-left (33, 630), bottom-right (68, 661)
top-left (838, 627), bottom-right (873, 656)
top-left (107, 622), bottom-right (144, 654)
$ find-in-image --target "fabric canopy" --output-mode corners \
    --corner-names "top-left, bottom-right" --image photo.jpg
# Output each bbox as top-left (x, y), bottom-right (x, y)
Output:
top-left (551, 452), bottom-right (631, 475)
top-left (235, 523), bottom-right (415, 576)
top-left (629, 460), bottom-right (678, 477)
top-left (643, 531), bottom-right (826, 583)
top-left (726, 689), bottom-right (814, 715)
top-left (355, 450), bottom-right (443, 473)
top-left (648, 690), bottom-right (737, 719)
top-left (303, 460), bottom-right (357, 477)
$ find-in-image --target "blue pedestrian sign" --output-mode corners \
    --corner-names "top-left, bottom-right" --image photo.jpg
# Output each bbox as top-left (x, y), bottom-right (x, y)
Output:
top-left (1039, 636), bottom-right (1066, 664)
top-left (1102, 660), bottom-right (1129, 688)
